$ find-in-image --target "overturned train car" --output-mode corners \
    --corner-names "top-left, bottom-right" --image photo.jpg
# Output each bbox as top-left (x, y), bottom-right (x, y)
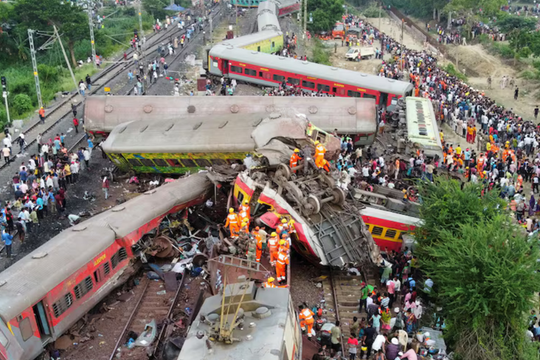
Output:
top-left (84, 96), bottom-right (377, 145)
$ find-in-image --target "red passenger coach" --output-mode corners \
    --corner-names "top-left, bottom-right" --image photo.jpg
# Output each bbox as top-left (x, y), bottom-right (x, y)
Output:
top-left (277, 0), bottom-right (300, 16)
top-left (0, 174), bottom-right (212, 360)
top-left (208, 45), bottom-right (414, 107)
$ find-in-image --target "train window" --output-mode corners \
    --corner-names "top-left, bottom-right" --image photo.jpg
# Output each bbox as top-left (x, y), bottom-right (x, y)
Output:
top-left (211, 159), bottom-right (228, 165)
top-left (167, 159), bottom-right (182, 167)
top-left (74, 277), bottom-right (93, 300)
top-left (398, 232), bottom-right (404, 240)
top-left (181, 159), bottom-right (197, 168)
top-left (363, 93), bottom-right (377, 100)
top-left (127, 158), bottom-right (142, 167)
top-left (317, 84), bottom-right (330, 92)
top-left (0, 330), bottom-right (7, 346)
top-left (104, 261), bottom-right (111, 276)
top-left (230, 66), bottom-right (243, 74)
top-left (237, 191), bottom-right (245, 205)
top-left (287, 77), bottom-right (300, 85)
top-left (302, 80), bottom-right (315, 89)
top-left (271, 41), bottom-right (275, 49)
top-left (347, 90), bottom-right (361, 98)
top-left (257, 46), bottom-right (261, 52)
top-left (197, 159), bottom-right (212, 167)
top-left (273, 74), bottom-right (285, 82)
top-left (20, 318), bottom-right (33, 341)
top-left (245, 68), bottom-right (257, 76)
top-left (371, 226), bottom-right (383, 236)
top-left (139, 159), bottom-right (156, 167)
top-left (52, 293), bottom-right (74, 318)
top-left (153, 158), bottom-right (168, 167)
top-left (385, 229), bottom-right (397, 239)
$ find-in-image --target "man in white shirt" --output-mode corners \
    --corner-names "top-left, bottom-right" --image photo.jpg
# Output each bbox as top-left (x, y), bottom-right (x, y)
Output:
top-left (371, 333), bottom-right (386, 354)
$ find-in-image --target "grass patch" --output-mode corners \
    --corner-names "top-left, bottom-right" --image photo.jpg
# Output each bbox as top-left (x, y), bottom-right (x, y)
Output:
top-left (312, 39), bottom-right (332, 65)
top-left (444, 63), bottom-right (468, 82)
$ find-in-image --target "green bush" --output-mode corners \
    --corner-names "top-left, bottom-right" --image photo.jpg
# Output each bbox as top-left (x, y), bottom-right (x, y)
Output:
top-left (478, 33), bottom-right (490, 44)
top-left (491, 42), bottom-right (515, 59)
top-left (362, 5), bottom-right (382, 18)
top-left (311, 39), bottom-right (331, 65)
top-left (37, 64), bottom-right (60, 83)
top-left (12, 94), bottom-right (33, 115)
top-left (444, 63), bottom-right (468, 82)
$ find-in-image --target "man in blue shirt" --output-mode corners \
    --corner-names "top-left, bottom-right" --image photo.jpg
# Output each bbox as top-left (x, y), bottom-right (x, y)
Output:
top-left (2, 231), bottom-right (13, 258)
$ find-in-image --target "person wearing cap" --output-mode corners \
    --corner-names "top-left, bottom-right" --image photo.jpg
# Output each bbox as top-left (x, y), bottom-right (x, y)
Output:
top-left (386, 337), bottom-right (400, 359)
top-left (314, 140), bottom-right (327, 170)
top-left (263, 277), bottom-right (276, 288)
top-left (289, 148), bottom-right (302, 172)
top-left (224, 207), bottom-right (240, 238)
top-left (38, 107), bottom-right (45, 124)
top-left (238, 199), bottom-right (250, 224)
top-left (267, 232), bottom-right (279, 265)
top-left (252, 227), bottom-right (263, 263)
top-left (275, 242), bottom-right (289, 284)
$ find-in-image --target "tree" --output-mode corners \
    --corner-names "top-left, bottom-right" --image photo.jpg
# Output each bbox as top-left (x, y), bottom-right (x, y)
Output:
top-left (415, 179), bottom-right (540, 360)
top-left (142, 0), bottom-right (173, 21)
top-left (305, 0), bottom-right (344, 33)
top-left (497, 14), bottom-right (537, 33)
top-left (12, 0), bottom-right (88, 66)
top-left (445, 0), bottom-right (506, 17)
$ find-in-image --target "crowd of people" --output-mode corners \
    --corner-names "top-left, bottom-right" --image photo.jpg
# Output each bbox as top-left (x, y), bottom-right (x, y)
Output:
top-left (0, 128), bottom-right (95, 259)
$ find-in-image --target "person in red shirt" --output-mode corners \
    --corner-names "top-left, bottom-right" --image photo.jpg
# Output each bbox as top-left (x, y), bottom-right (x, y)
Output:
top-left (73, 118), bottom-right (79, 134)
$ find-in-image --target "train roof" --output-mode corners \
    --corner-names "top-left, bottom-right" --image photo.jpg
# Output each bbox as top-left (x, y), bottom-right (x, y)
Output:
top-left (219, 30), bottom-right (282, 49)
top-left (178, 282), bottom-right (291, 360)
top-left (257, 1), bottom-right (280, 32)
top-left (84, 96), bottom-right (377, 135)
top-left (101, 113), bottom-right (337, 154)
top-left (359, 205), bottom-right (421, 226)
top-left (0, 174), bottom-right (212, 321)
top-left (405, 97), bottom-right (442, 156)
top-left (209, 44), bottom-right (414, 95)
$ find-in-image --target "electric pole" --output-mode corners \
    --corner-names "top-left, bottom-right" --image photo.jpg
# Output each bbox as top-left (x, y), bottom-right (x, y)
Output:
top-left (87, 1), bottom-right (97, 65)
top-left (53, 25), bottom-right (80, 96)
top-left (379, 2), bottom-right (381, 30)
top-left (1, 77), bottom-right (11, 125)
top-left (303, 0), bottom-right (307, 39)
top-left (27, 29), bottom-right (43, 110)
top-left (138, 0), bottom-right (145, 56)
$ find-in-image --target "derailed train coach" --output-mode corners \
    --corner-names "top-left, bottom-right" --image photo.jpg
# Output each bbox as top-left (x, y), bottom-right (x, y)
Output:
top-left (0, 175), bottom-right (213, 360)
top-left (84, 96), bottom-right (378, 145)
top-left (102, 113), bottom-right (353, 174)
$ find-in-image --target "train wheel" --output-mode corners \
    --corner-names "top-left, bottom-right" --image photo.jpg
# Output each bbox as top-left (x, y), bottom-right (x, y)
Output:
top-left (331, 187), bottom-right (346, 206)
top-left (306, 194), bottom-right (321, 215)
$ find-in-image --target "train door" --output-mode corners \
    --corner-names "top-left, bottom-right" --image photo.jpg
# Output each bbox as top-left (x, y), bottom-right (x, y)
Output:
top-left (380, 92), bottom-right (388, 108)
top-left (222, 60), bottom-right (229, 75)
top-left (32, 301), bottom-right (52, 344)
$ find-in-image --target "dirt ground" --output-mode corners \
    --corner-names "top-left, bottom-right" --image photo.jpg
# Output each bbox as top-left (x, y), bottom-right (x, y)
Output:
top-left (395, 14), bottom-right (539, 121)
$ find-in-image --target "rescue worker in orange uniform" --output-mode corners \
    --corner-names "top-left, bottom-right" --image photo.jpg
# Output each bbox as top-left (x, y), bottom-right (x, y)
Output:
top-left (263, 277), bottom-right (277, 288)
top-left (268, 232), bottom-right (279, 265)
top-left (289, 148), bottom-right (302, 172)
top-left (299, 305), bottom-right (315, 339)
top-left (224, 208), bottom-right (240, 238)
top-left (281, 233), bottom-right (290, 253)
top-left (239, 219), bottom-right (250, 237)
top-left (238, 200), bottom-right (250, 225)
top-left (276, 241), bottom-right (289, 284)
top-left (314, 141), bottom-right (326, 169)
top-left (252, 226), bottom-right (263, 263)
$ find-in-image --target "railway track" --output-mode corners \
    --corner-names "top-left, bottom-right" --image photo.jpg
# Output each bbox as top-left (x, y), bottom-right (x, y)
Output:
top-left (0, 7), bottom-right (222, 172)
top-left (108, 273), bottom-right (187, 360)
top-left (323, 267), bottom-right (379, 349)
